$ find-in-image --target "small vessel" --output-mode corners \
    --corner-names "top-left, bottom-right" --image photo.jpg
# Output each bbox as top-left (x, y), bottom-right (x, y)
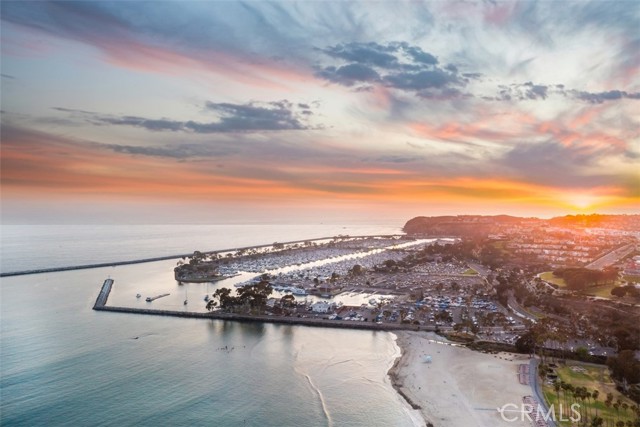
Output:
top-left (145, 297), bottom-right (152, 302)
top-left (291, 287), bottom-right (307, 296)
top-left (204, 295), bottom-right (210, 302)
top-left (136, 294), bottom-right (141, 298)
top-left (184, 299), bottom-right (188, 305)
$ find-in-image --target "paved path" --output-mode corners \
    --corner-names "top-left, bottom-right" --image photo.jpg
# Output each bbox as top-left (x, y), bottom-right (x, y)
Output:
top-left (529, 358), bottom-right (557, 427)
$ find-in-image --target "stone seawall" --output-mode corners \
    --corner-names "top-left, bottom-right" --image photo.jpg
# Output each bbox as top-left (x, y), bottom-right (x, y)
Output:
top-left (94, 303), bottom-right (435, 332)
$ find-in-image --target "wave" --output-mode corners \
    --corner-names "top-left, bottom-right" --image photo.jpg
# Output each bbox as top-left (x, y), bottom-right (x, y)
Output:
top-left (301, 371), bottom-right (333, 427)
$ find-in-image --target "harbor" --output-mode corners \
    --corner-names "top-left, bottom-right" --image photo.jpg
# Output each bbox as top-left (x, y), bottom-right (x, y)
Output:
top-left (92, 278), bottom-right (434, 333)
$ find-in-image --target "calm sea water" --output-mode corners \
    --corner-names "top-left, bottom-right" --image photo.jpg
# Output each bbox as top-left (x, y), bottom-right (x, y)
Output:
top-left (0, 224), bottom-right (419, 426)
top-left (0, 223), bottom-right (401, 274)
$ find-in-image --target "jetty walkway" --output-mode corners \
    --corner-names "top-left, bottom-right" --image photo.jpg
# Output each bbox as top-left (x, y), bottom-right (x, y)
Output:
top-left (92, 278), bottom-right (439, 333)
top-left (93, 278), bottom-right (114, 309)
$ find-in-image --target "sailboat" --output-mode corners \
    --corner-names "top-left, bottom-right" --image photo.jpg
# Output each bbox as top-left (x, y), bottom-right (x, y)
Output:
top-left (184, 286), bottom-right (188, 305)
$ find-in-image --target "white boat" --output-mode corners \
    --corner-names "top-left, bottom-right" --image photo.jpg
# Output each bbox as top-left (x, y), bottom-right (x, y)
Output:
top-left (291, 287), bottom-right (307, 296)
top-left (204, 295), bottom-right (210, 302)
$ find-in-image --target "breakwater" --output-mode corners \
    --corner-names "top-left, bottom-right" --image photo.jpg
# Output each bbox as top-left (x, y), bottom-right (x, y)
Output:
top-left (1, 234), bottom-right (406, 277)
top-left (92, 278), bottom-right (436, 333)
top-left (93, 278), bottom-right (114, 308)
top-left (94, 304), bottom-right (435, 332)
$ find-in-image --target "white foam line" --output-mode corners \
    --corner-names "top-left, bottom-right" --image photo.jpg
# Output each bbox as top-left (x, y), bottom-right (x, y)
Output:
top-left (302, 372), bottom-right (333, 427)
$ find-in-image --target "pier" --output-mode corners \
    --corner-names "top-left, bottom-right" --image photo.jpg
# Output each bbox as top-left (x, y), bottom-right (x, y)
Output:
top-left (93, 278), bottom-right (114, 309)
top-left (145, 293), bottom-right (170, 302)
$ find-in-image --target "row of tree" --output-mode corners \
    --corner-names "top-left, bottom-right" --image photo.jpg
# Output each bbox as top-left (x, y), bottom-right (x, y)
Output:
top-left (552, 267), bottom-right (619, 290)
top-left (550, 379), bottom-right (640, 427)
top-left (205, 281), bottom-right (273, 313)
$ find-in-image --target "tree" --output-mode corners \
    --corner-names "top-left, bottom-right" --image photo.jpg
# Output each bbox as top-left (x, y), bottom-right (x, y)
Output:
top-left (350, 264), bottom-right (364, 276)
top-left (576, 346), bottom-right (589, 359)
top-left (515, 330), bottom-right (535, 354)
top-left (281, 294), bottom-right (296, 308)
top-left (608, 350), bottom-right (640, 391)
top-left (206, 299), bottom-right (217, 311)
top-left (611, 287), bottom-right (628, 298)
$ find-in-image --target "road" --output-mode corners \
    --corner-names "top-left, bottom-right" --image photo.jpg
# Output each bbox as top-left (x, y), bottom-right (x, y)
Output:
top-left (586, 243), bottom-right (635, 270)
top-left (529, 358), bottom-right (557, 427)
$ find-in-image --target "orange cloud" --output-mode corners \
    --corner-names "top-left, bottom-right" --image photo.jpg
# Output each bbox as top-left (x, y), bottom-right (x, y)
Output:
top-left (2, 125), bottom-right (636, 217)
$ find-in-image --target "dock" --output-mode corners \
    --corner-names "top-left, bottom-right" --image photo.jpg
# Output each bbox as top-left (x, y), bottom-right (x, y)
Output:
top-left (93, 278), bottom-right (114, 309)
top-left (145, 293), bottom-right (170, 302)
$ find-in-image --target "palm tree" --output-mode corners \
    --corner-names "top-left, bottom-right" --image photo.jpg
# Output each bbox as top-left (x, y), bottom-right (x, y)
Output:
top-left (562, 382), bottom-right (571, 417)
top-left (593, 390), bottom-right (600, 417)
top-left (604, 396), bottom-right (612, 427)
top-left (614, 403), bottom-right (621, 424)
top-left (554, 380), bottom-right (562, 418)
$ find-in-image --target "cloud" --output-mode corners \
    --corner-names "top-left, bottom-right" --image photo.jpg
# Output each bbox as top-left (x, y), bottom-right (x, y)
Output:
top-left (54, 100), bottom-right (317, 133)
top-left (384, 69), bottom-right (460, 91)
top-left (487, 83), bottom-right (640, 104)
top-left (494, 82), bottom-right (549, 101)
top-left (571, 90), bottom-right (640, 104)
top-left (321, 42), bottom-right (399, 68)
top-left (102, 143), bottom-right (239, 160)
top-left (1, 73), bottom-right (16, 79)
top-left (500, 141), bottom-right (617, 189)
top-left (316, 63), bottom-right (381, 86)
top-left (316, 41), bottom-right (468, 95)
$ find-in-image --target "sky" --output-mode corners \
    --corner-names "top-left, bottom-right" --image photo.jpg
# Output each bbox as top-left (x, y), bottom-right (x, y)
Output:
top-left (1, 0), bottom-right (638, 224)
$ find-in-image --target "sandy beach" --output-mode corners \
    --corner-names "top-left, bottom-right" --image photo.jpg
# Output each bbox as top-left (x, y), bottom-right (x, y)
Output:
top-left (390, 331), bottom-right (534, 427)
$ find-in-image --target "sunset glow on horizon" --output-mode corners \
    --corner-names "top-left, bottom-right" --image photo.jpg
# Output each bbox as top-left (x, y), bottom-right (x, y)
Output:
top-left (1, 1), bottom-right (638, 224)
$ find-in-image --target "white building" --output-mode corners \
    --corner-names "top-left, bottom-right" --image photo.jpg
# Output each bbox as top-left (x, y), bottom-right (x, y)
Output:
top-left (310, 301), bottom-right (332, 313)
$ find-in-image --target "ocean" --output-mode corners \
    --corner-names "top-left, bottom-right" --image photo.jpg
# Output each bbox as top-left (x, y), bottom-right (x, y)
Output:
top-left (0, 223), bottom-right (420, 426)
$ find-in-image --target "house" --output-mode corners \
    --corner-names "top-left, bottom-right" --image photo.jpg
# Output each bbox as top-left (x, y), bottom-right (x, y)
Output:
top-left (310, 301), bottom-right (332, 313)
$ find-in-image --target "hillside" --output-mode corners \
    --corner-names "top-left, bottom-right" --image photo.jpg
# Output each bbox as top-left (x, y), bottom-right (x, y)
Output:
top-left (403, 214), bottom-right (639, 236)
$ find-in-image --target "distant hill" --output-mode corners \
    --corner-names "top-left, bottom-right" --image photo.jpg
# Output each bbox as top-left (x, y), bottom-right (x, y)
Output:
top-left (402, 214), bottom-right (639, 236)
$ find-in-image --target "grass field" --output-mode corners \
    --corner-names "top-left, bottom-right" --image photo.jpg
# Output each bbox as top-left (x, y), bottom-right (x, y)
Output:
top-left (462, 268), bottom-right (478, 276)
top-left (540, 271), bottom-right (567, 287)
top-left (542, 362), bottom-right (637, 426)
top-left (581, 283), bottom-right (621, 298)
top-left (623, 274), bottom-right (640, 284)
top-left (540, 272), bottom-right (636, 300)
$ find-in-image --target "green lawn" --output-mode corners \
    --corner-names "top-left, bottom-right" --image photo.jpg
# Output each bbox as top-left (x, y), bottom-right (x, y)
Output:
top-left (580, 283), bottom-right (620, 298)
top-left (623, 274), bottom-right (640, 284)
top-left (541, 362), bottom-right (637, 426)
top-left (540, 271), bottom-right (567, 288)
top-left (463, 268), bottom-right (478, 276)
top-left (540, 272), bottom-right (634, 300)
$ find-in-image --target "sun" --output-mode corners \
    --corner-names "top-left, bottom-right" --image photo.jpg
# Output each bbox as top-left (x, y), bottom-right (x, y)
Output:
top-left (567, 193), bottom-right (599, 211)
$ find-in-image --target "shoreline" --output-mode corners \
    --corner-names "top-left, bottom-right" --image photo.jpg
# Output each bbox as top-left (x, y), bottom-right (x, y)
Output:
top-left (389, 331), bottom-right (533, 427)
top-left (388, 333), bottom-right (433, 427)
